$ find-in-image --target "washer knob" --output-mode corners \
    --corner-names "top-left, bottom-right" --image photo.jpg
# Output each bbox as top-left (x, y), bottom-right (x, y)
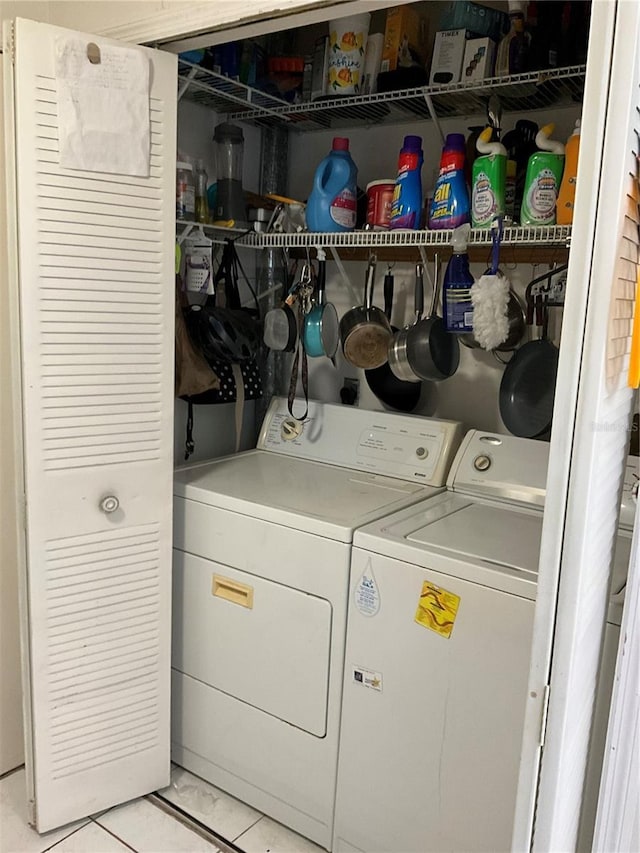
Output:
top-left (99, 495), bottom-right (120, 514)
top-left (473, 454), bottom-right (492, 472)
top-left (416, 446), bottom-right (429, 459)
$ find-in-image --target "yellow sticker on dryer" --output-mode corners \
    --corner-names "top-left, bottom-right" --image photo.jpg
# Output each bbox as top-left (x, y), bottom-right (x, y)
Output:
top-left (414, 581), bottom-right (460, 639)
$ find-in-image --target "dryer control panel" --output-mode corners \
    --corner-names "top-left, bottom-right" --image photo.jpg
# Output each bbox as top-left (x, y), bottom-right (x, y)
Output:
top-left (257, 397), bottom-right (464, 486)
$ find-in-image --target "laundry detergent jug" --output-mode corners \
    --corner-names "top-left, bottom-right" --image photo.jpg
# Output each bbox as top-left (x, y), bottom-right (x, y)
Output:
top-left (306, 138), bottom-right (358, 232)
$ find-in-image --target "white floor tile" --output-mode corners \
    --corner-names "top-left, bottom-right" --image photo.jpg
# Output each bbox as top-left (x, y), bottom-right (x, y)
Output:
top-left (45, 822), bottom-right (131, 852)
top-left (235, 816), bottom-right (325, 853)
top-left (95, 797), bottom-right (221, 852)
top-left (0, 768), bottom-right (89, 853)
top-left (158, 766), bottom-right (262, 842)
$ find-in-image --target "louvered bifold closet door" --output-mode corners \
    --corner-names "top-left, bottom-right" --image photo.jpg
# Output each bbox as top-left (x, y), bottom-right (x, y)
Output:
top-left (6, 18), bottom-right (176, 832)
top-left (530, 2), bottom-right (640, 851)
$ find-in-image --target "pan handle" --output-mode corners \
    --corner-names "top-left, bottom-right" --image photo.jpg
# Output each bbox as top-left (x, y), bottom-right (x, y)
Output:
top-left (364, 255), bottom-right (377, 311)
top-left (383, 271), bottom-right (394, 321)
top-left (317, 257), bottom-right (326, 307)
top-left (414, 264), bottom-right (424, 322)
top-left (428, 253), bottom-right (440, 318)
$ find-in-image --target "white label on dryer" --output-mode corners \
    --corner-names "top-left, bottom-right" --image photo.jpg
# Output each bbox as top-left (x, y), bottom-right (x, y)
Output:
top-left (354, 560), bottom-right (380, 617)
top-left (352, 665), bottom-right (383, 691)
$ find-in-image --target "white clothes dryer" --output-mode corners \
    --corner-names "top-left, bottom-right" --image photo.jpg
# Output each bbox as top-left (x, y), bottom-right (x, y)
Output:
top-left (333, 431), bottom-right (637, 853)
top-left (171, 398), bottom-right (464, 850)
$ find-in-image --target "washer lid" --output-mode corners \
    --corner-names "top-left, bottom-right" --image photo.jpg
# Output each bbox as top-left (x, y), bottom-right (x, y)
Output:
top-left (174, 450), bottom-right (438, 542)
top-left (354, 493), bottom-right (543, 596)
top-left (407, 499), bottom-right (543, 575)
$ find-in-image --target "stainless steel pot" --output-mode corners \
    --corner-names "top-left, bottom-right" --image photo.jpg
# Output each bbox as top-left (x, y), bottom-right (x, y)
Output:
top-left (340, 257), bottom-right (393, 370)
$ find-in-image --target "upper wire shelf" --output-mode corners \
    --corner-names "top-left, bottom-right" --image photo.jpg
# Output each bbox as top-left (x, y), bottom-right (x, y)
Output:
top-left (177, 58), bottom-right (291, 119)
top-left (177, 61), bottom-right (586, 130)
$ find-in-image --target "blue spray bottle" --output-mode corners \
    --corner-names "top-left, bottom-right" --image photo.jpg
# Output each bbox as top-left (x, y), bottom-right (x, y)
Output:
top-left (442, 224), bottom-right (474, 333)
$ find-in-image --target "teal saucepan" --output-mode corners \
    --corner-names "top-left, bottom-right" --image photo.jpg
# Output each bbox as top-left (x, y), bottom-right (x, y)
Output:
top-left (303, 258), bottom-right (339, 358)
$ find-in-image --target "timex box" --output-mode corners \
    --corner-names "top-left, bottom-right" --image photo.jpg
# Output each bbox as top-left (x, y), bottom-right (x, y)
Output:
top-left (429, 29), bottom-right (470, 86)
top-left (461, 37), bottom-right (496, 82)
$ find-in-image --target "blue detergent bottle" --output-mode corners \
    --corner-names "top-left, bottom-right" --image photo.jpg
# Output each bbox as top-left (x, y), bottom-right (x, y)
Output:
top-left (428, 133), bottom-right (470, 230)
top-left (306, 138), bottom-right (357, 232)
top-left (442, 224), bottom-right (474, 333)
top-left (390, 135), bottom-right (423, 230)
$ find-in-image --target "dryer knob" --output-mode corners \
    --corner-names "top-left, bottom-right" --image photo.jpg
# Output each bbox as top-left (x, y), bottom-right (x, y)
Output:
top-left (415, 446), bottom-right (429, 459)
top-left (473, 454), bottom-right (492, 472)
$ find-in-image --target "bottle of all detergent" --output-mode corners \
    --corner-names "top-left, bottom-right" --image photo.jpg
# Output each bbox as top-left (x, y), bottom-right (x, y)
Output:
top-left (472, 128), bottom-right (507, 228)
top-left (442, 224), bottom-right (474, 333)
top-left (520, 124), bottom-right (565, 226)
top-left (556, 119), bottom-right (580, 225)
top-left (306, 137), bottom-right (357, 232)
top-left (428, 133), bottom-right (470, 230)
top-left (389, 135), bottom-right (423, 230)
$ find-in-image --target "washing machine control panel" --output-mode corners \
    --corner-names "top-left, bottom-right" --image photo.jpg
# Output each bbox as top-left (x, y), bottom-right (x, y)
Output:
top-left (448, 431), bottom-right (549, 507)
top-left (258, 397), bottom-right (465, 487)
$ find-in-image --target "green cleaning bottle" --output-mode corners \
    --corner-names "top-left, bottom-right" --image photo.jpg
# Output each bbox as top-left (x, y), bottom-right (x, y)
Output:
top-left (520, 123), bottom-right (565, 226)
top-left (471, 127), bottom-right (507, 228)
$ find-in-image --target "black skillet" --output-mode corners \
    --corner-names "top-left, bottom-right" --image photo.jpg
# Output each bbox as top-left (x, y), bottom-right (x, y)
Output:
top-left (406, 254), bottom-right (460, 382)
top-left (499, 295), bottom-right (559, 437)
top-left (365, 270), bottom-right (421, 412)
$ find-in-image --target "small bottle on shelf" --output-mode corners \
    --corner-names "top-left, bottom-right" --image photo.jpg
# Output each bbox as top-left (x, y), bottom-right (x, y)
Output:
top-left (495, 0), bottom-right (532, 77)
top-left (194, 159), bottom-right (209, 224)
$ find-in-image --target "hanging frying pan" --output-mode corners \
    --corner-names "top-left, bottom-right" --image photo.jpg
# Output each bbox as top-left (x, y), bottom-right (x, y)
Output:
top-left (263, 301), bottom-right (298, 352)
top-left (499, 296), bottom-right (559, 437)
top-left (406, 254), bottom-right (460, 382)
top-left (388, 264), bottom-right (422, 383)
top-left (303, 256), bottom-right (339, 358)
top-left (365, 268), bottom-right (421, 412)
top-left (263, 260), bottom-right (305, 353)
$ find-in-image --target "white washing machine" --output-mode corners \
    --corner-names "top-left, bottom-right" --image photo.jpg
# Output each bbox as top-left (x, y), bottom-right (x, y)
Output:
top-left (171, 397), bottom-right (464, 850)
top-left (333, 432), bottom-right (637, 853)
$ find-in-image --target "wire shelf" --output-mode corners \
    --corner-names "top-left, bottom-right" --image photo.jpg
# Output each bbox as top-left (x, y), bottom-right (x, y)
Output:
top-left (177, 59), bottom-right (291, 120)
top-left (177, 62), bottom-right (585, 130)
top-left (257, 225), bottom-right (572, 249)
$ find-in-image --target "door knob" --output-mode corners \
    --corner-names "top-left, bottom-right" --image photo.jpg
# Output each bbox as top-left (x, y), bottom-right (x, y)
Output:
top-left (99, 495), bottom-right (120, 514)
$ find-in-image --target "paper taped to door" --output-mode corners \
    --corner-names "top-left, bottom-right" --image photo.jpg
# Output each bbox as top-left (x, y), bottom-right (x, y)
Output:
top-left (55, 37), bottom-right (150, 175)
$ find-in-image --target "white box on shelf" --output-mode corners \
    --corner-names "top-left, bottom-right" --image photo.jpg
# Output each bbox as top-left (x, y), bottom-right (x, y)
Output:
top-left (429, 29), bottom-right (469, 86)
top-left (461, 37), bottom-right (496, 82)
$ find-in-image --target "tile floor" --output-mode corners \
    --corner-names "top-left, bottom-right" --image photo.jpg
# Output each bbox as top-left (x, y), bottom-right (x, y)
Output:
top-left (0, 765), bottom-right (324, 853)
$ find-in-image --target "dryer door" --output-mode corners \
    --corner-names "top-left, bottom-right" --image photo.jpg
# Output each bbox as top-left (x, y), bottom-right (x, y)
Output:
top-left (173, 550), bottom-right (332, 736)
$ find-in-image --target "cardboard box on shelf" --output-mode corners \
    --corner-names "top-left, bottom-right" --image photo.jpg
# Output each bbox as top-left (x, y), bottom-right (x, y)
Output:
top-left (381, 5), bottom-right (427, 73)
top-left (429, 29), bottom-right (470, 86)
top-left (461, 37), bottom-right (496, 82)
top-left (310, 36), bottom-right (329, 100)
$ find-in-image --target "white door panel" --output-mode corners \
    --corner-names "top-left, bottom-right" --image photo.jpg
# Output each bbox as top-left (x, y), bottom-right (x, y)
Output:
top-left (4, 16), bottom-right (176, 832)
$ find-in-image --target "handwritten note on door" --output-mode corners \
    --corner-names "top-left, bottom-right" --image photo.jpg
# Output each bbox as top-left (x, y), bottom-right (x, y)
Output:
top-left (55, 37), bottom-right (150, 176)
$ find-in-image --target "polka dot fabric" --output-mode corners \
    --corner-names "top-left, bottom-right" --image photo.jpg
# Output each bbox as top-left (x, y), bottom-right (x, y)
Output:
top-left (184, 359), bottom-right (262, 404)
